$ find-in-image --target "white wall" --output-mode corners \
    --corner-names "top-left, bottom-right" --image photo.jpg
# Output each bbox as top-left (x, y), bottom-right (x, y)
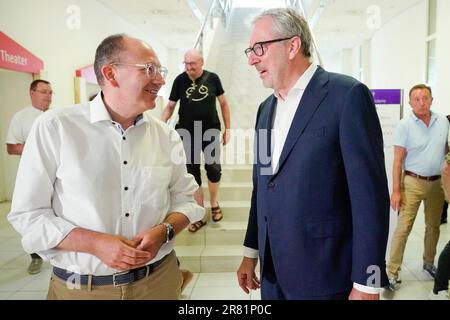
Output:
top-left (434, 0), bottom-right (450, 115)
top-left (0, 0), bottom-right (171, 200)
top-left (370, 1), bottom-right (427, 97)
top-left (0, 0), bottom-right (170, 107)
top-left (0, 70), bottom-right (32, 201)
top-left (320, 50), bottom-right (342, 74)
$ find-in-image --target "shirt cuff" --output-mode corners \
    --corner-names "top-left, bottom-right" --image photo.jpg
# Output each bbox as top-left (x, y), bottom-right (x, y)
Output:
top-left (353, 283), bottom-right (381, 294)
top-left (243, 246), bottom-right (259, 259)
top-left (170, 202), bottom-right (205, 223)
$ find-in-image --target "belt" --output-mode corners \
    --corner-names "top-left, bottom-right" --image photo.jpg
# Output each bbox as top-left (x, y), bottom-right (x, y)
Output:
top-left (404, 170), bottom-right (441, 181)
top-left (53, 253), bottom-right (169, 287)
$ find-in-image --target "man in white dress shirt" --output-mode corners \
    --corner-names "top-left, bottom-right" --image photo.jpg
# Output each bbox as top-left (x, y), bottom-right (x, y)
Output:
top-left (8, 34), bottom-right (204, 300)
top-left (6, 79), bottom-right (53, 275)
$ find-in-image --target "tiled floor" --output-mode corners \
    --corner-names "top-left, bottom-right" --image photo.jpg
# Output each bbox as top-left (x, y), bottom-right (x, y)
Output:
top-left (0, 201), bottom-right (448, 300)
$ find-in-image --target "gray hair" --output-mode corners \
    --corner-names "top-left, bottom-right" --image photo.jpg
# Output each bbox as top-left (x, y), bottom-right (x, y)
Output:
top-left (94, 33), bottom-right (127, 86)
top-left (254, 8), bottom-right (312, 58)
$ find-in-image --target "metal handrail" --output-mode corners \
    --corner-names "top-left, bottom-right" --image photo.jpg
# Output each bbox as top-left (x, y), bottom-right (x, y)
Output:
top-left (193, 0), bottom-right (218, 51)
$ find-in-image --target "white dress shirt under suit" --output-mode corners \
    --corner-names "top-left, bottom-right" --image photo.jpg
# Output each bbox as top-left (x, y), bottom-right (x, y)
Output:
top-left (8, 93), bottom-right (204, 275)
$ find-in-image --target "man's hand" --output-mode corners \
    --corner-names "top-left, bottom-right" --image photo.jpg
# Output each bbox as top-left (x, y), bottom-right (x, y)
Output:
top-left (348, 288), bottom-right (380, 300)
top-left (92, 234), bottom-right (152, 271)
top-left (237, 257), bottom-right (260, 294)
top-left (132, 224), bottom-right (166, 259)
top-left (222, 129), bottom-right (231, 145)
top-left (390, 191), bottom-right (402, 211)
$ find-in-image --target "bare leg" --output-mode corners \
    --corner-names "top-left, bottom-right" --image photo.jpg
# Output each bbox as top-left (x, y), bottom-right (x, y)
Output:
top-left (188, 187), bottom-right (208, 232)
top-left (194, 187), bottom-right (207, 223)
top-left (208, 180), bottom-right (223, 222)
top-left (208, 180), bottom-right (220, 208)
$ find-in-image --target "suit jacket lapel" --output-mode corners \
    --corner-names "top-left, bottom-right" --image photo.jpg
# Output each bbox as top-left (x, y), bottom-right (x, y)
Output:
top-left (274, 67), bottom-right (329, 177)
top-left (259, 95), bottom-right (277, 179)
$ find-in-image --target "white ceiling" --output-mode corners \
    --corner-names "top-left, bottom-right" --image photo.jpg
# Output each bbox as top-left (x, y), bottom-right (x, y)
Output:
top-left (312, 0), bottom-right (423, 54)
top-left (98, 0), bottom-right (211, 50)
top-left (97, 0), bottom-right (424, 54)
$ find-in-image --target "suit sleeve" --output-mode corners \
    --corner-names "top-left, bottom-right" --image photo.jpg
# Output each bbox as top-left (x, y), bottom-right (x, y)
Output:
top-left (339, 83), bottom-right (390, 288)
top-left (243, 104), bottom-right (263, 250)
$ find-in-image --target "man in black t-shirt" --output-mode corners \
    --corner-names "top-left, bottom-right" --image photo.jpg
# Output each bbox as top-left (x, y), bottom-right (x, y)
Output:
top-left (162, 49), bottom-right (231, 232)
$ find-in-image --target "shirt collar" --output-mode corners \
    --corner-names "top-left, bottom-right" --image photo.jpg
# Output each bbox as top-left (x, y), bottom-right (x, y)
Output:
top-left (274, 63), bottom-right (318, 100)
top-left (30, 105), bottom-right (45, 112)
top-left (89, 92), bottom-right (148, 126)
top-left (409, 110), bottom-right (437, 124)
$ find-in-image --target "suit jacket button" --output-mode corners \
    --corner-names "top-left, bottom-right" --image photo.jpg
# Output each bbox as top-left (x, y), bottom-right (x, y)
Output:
top-left (268, 182), bottom-right (275, 188)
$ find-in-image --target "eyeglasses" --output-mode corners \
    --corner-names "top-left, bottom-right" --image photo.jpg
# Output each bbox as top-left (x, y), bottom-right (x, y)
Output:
top-left (33, 89), bottom-right (54, 95)
top-left (244, 36), bottom-right (295, 58)
top-left (111, 62), bottom-right (168, 79)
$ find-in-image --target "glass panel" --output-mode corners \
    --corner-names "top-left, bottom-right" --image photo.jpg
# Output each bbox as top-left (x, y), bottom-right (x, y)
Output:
top-left (428, 0), bottom-right (437, 35)
top-left (426, 40), bottom-right (436, 88)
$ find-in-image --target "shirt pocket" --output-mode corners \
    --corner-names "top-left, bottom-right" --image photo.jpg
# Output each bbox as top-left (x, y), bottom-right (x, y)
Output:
top-left (140, 166), bottom-right (172, 209)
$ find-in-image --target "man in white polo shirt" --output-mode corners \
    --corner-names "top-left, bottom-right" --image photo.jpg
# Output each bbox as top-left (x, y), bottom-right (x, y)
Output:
top-left (6, 79), bottom-right (53, 275)
top-left (387, 84), bottom-right (449, 290)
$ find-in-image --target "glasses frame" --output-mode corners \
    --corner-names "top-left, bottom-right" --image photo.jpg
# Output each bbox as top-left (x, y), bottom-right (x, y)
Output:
top-left (111, 62), bottom-right (168, 79)
top-left (244, 36), bottom-right (295, 58)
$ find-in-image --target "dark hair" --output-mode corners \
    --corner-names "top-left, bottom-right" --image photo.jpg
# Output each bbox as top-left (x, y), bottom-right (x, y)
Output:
top-left (409, 84), bottom-right (432, 98)
top-left (254, 8), bottom-right (313, 58)
top-left (30, 79), bottom-right (50, 91)
top-left (94, 34), bottom-right (126, 86)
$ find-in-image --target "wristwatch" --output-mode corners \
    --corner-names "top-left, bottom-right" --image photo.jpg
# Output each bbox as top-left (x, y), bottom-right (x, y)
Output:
top-left (161, 222), bottom-right (175, 243)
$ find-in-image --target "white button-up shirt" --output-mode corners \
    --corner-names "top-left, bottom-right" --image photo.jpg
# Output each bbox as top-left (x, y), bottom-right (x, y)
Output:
top-left (271, 63), bottom-right (318, 173)
top-left (6, 106), bottom-right (45, 144)
top-left (8, 93), bottom-right (204, 275)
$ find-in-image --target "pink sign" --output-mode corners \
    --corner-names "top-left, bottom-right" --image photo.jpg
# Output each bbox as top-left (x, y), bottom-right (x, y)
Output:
top-left (76, 64), bottom-right (98, 85)
top-left (0, 31), bottom-right (44, 74)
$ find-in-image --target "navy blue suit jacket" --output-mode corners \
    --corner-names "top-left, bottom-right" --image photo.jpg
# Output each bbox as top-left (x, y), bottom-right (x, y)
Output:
top-left (244, 66), bottom-right (390, 299)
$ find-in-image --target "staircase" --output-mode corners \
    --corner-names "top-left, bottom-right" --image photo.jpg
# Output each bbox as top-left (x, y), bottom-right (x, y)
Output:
top-left (175, 7), bottom-right (272, 272)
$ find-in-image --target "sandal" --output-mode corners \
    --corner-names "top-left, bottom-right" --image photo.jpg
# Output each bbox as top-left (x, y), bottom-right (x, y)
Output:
top-left (188, 220), bottom-right (206, 233)
top-left (211, 203), bottom-right (223, 222)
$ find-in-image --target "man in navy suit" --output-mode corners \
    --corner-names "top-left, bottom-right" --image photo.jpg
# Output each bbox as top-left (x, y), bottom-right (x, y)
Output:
top-left (236, 8), bottom-right (390, 300)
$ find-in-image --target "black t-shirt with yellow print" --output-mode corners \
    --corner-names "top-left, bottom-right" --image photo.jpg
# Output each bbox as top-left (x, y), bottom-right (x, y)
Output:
top-left (169, 70), bottom-right (224, 131)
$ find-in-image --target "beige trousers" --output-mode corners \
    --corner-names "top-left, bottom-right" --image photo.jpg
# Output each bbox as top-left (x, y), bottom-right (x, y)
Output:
top-left (47, 251), bottom-right (182, 300)
top-left (387, 175), bottom-right (444, 278)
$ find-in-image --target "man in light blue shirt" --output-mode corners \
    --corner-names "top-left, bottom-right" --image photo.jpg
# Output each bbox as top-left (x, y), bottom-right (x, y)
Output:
top-left (387, 84), bottom-right (449, 290)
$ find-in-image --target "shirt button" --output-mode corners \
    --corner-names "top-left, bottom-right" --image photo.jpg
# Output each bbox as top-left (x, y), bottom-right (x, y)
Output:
top-left (125, 213), bottom-right (130, 218)
top-left (122, 136), bottom-right (126, 141)
top-left (123, 161), bottom-right (128, 165)
top-left (124, 187), bottom-right (129, 191)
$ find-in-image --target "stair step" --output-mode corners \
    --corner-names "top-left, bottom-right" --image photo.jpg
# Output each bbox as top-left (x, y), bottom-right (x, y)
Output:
top-left (205, 200), bottom-right (250, 221)
top-left (201, 165), bottom-right (252, 182)
top-left (176, 221), bottom-right (247, 246)
top-left (203, 182), bottom-right (252, 201)
top-left (176, 245), bottom-right (244, 272)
